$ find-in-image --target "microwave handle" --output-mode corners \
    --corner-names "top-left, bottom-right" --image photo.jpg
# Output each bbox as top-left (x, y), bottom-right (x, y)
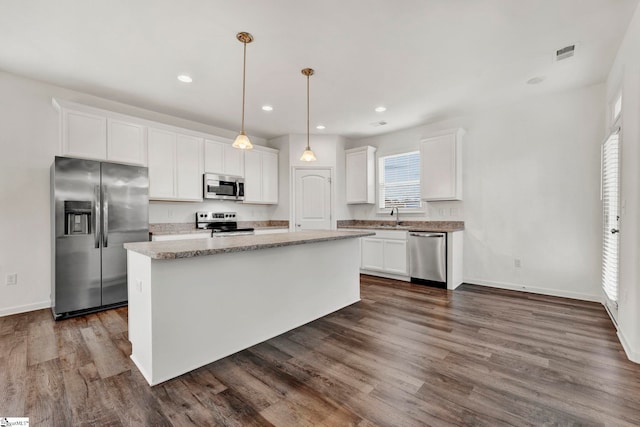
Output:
top-left (237, 181), bottom-right (244, 199)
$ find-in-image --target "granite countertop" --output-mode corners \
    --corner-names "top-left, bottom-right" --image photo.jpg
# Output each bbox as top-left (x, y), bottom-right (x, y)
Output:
top-left (337, 220), bottom-right (464, 232)
top-left (125, 230), bottom-right (375, 260)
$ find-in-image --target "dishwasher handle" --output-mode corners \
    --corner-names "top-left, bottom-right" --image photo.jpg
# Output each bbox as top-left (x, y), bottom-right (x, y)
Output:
top-left (409, 232), bottom-right (445, 238)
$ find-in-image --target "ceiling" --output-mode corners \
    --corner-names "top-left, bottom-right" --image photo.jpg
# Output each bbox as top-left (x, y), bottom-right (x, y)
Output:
top-left (1, 0), bottom-right (638, 140)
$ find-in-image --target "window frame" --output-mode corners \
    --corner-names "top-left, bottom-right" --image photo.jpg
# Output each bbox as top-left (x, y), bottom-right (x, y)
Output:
top-left (376, 149), bottom-right (424, 214)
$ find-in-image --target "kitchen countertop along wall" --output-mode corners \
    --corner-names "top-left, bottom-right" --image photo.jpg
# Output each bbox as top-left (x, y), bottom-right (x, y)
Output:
top-left (337, 220), bottom-right (464, 232)
top-left (149, 220), bottom-right (289, 236)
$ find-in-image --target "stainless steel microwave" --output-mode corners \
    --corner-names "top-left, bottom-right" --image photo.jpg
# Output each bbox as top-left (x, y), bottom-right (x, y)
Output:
top-left (203, 174), bottom-right (244, 201)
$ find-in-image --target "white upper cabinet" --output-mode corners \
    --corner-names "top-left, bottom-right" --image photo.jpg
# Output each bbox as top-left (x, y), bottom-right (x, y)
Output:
top-left (148, 127), bottom-right (203, 202)
top-left (148, 128), bottom-right (176, 199)
top-left (61, 109), bottom-right (107, 160)
top-left (420, 128), bottom-right (464, 201)
top-left (346, 146), bottom-right (376, 204)
top-left (54, 99), bottom-right (147, 166)
top-left (175, 134), bottom-right (203, 201)
top-left (243, 146), bottom-right (279, 205)
top-left (204, 138), bottom-right (244, 177)
top-left (107, 119), bottom-right (147, 166)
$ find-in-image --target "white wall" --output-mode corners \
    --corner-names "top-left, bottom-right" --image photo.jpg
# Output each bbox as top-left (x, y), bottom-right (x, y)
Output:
top-left (348, 83), bottom-right (606, 301)
top-left (0, 70), bottom-right (269, 316)
top-left (606, 3), bottom-right (640, 362)
top-left (272, 134), bottom-right (350, 227)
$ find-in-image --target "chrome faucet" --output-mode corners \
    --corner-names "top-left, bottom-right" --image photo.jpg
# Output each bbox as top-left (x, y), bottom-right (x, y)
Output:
top-left (390, 207), bottom-right (400, 226)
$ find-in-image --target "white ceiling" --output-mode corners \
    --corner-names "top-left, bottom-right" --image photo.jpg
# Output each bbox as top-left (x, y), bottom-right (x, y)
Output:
top-left (1, 0), bottom-right (637, 139)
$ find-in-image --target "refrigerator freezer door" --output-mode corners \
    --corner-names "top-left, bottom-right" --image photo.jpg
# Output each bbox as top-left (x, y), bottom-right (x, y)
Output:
top-left (53, 157), bottom-right (102, 315)
top-left (100, 161), bottom-right (149, 306)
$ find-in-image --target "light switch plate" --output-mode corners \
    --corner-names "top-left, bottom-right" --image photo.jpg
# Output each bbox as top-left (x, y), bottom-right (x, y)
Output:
top-left (6, 273), bottom-right (18, 286)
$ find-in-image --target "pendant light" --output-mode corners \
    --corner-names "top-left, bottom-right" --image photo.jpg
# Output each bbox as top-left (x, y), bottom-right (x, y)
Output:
top-left (300, 68), bottom-right (317, 162)
top-left (232, 32), bottom-right (254, 150)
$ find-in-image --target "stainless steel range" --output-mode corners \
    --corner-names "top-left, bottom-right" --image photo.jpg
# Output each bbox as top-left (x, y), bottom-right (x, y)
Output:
top-left (195, 211), bottom-right (255, 236)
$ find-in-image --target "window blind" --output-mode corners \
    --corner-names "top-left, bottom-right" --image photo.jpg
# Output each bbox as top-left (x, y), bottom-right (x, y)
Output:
top-left (602, 132), bottom-right (620, 305)
top-left (378, 151), bottom-right (421, 209)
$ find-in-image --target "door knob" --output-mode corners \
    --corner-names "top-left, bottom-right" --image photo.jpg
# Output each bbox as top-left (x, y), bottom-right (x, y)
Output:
top-left (611, 228), bottom-right (620, 234)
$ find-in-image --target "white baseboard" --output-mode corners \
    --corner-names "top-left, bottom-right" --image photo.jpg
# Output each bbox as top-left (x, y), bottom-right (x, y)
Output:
top-left (0, 300), bottom-right (51, 317)
top-left (360, 269), bottom-right (410, 282)
top-left (463, 278), bottom-right (602, 302)
top-left (618, 329), bottom-right (640, 364)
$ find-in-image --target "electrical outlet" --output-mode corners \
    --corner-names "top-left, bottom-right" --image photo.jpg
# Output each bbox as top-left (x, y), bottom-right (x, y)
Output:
top-left (514, 258), bottom-right (522, 268)
top-left (6, 273), bottom-right (18, 286)
top-left (450, 208), bottom-right (458, 216)
top-left (167, 209), bottom-right (174, 218)
top-left (136, 279), bottom-right (143, 293)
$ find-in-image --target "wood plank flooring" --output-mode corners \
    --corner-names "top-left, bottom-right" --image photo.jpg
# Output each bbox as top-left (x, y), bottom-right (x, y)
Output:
top-left (2, 275), bottom-right (640, 426)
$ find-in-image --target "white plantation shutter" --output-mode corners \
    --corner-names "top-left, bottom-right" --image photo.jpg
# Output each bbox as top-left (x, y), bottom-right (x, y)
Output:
top-left (378, 151), bottom-right (421, 209)
top-left (602, 131), bottom-right (620, 306)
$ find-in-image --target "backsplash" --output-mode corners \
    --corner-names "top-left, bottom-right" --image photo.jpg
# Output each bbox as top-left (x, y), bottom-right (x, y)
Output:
top-left (149, 220), bottom-right (289, 234)
top-left (149, 200), bottom-right (279, 223)
top-left (346, 200), bottom-right (464, 221)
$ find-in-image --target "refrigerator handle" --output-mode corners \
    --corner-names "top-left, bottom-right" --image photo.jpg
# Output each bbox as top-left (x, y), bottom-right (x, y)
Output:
top-left (103, 186), bottom-right (109, 248)
top-left (94, 185), bottom-right (101, 248)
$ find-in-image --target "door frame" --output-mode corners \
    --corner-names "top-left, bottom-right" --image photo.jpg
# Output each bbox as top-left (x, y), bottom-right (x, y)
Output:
top-left (290, 166), bottom-right (335, 231)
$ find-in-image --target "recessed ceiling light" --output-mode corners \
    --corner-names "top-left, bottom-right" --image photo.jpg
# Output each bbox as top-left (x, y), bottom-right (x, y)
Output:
top-left (316, 125), bottom-right (326, 130)
top-left (375, 106), bottom-right (386, 113)
top-left (526, 76), bottom-right (546, 85)
top-left (261, 105), bottom-right (273, 111)
top-left (177, 74), bottom-right (193, 83)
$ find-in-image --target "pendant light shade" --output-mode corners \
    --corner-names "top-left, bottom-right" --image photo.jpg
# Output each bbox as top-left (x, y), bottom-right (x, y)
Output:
top-left (233, 32), bottom-right (254, 150)
top-left (300, 68), bottom-right (317, 162)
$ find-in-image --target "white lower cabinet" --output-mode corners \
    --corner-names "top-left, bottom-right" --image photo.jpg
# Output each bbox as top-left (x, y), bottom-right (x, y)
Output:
top-left (361, 238), bottom-right (385, 270)
top-left (359, 230), bottom-right (408, 277)
top-left (383, 239), bottom-right (408, 275)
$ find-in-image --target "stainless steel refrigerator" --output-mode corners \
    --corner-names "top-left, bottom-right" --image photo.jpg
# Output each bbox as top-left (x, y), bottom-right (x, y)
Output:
top-left (51, 156), bottom-right (149, 319)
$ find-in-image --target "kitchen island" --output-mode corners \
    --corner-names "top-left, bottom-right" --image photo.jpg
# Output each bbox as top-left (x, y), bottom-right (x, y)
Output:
top-left (123, 230), bottom-right (374, 386)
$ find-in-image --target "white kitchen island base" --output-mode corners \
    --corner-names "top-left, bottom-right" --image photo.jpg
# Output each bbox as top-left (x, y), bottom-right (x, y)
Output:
top-left (126, 234), bottom-right (364, 386)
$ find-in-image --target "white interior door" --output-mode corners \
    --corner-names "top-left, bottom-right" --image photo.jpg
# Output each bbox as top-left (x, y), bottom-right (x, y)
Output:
top-left (602, 130), bottom-right (621, 319)
top-left (294, 169), bottom-right (332, 231)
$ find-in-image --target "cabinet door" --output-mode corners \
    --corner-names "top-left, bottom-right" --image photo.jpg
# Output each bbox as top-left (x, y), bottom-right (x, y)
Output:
top-left (176, 134), bottom-right (203, 201)
top-left (243, 149), bottom-right (262, 203)
top-left (147, 128), bottom-right (176, 199)
top-left (62, 109), bottom-right (107, 160)
top-left (420, 132), bottom-right (461, 201)
top-left (346, 150), bottom-right (367, 203)
top-left (361, 238), bottom-right (385, 271)
top-left (384, 239), bottom-right (408, 275)
top-left (262, 151), bottom-right (279, 204)
top-left (107, 119), bottom-right (147, 166)
top-left (204, 139), bottom-right (224, 174)
top-left (224, 144), bottom-right (244, 177)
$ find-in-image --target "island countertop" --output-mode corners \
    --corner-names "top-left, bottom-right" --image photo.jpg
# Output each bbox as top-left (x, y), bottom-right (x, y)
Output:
top-left (124, 230), bottom-right (375, 260)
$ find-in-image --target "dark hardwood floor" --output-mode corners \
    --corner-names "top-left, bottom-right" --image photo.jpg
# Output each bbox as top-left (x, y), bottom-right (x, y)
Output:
top-left (2, 275), bottom-right (640, 426)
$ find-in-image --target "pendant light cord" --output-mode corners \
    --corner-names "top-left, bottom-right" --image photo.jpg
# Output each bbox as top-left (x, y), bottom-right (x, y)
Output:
top-left (241, 41), bottom-right (247, 132)
top-left (306, 73), bottom-right (310, 150)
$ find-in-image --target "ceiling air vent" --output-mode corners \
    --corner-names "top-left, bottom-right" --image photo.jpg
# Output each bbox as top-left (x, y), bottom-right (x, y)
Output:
top-left (556, 44), bottom-right (575, 61)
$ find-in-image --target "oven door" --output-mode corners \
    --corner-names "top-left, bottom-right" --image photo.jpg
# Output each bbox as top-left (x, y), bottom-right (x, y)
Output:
top-left (203, 174), bottom-right (239, 200)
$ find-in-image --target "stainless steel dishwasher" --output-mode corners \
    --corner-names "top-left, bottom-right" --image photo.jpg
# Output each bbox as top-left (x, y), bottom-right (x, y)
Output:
top-left (409, 232), bottom-right (446, 286)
